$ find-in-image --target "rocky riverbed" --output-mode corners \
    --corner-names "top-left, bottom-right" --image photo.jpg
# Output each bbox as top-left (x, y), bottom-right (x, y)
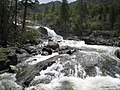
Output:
top-left (0, 26), bottom-right (120, 90)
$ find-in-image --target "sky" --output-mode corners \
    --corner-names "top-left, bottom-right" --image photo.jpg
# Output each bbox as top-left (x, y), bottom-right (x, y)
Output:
top-left (39, 0), bottom-right (76, 4)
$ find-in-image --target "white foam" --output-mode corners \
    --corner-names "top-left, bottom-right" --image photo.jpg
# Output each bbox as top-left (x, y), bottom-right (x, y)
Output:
top-left (25, 53), bottom-right (59, 65)
top-left (26, 76), bottom-right (120, 90)
top-left (59, 40), bottom-right (85, 48)
top-left (0, 73), bottom-right (23, 90)
top-left (44, 26), bottom-right (63, 41)
top-left (95, 66), bottom-right (102, 76)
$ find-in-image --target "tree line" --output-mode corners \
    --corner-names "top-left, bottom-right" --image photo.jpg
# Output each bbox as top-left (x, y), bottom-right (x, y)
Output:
top-left (37, 0), bottom-right (120, 36)
top-left (0, 0), bottom-right (39, 47)
top-left (0, 0), bottom-right (120, 47)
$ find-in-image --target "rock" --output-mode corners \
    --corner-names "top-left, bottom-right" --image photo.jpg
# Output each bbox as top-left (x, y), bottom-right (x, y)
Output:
top-left (66, 50), bottom-right (76, 55)
top-left (41, 51), bottom-right (49, 56)
top-left (9, 65), bottom-right (19, 73)
top-left (47, 40), bottom-right (59, 50)
top-left (115, 49), bottom-right (120, 59)
top-left (0, 60), bottom-right (9, 71)
top-left (7, 52), bottom-right (18, 65)
top-left (41, 48), bottom-right (53, 55)
top-left (67, 36), bottom-right (80, 41)
top-left (16, 56), bottom-right (58, 87)
top-left (22, 45), bottom-right (38, 55)
top-left (16, 48), bottom-right (28, 54)
top-left (58, 46), bottom-right (76, 55)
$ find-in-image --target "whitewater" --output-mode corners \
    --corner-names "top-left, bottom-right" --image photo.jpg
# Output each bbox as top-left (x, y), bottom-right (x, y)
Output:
top-left (0, 26), bottom-right (120, 90)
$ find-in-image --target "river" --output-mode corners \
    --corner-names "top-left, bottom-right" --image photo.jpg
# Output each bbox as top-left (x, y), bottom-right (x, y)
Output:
top-left (0, 26), bottom-right (120, 90)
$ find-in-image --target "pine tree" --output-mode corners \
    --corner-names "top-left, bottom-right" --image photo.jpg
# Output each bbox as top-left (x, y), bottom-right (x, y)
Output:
top-left (0, 0), bottom-right (10, 47)
top-left (60, 0), bottom-right (69, 25)
top-left (51, 1), bottom-right (55, 12)
top-left (76, 0), bottom-right (88, 35)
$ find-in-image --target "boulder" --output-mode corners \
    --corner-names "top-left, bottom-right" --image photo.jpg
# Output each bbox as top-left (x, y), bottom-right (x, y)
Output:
top-left (9, 65), bottom-right (19, 73)
top-left (0, 60), bottom-right (9, 71)
top-left (41, 48), bottom-right (53, 55)
top-left (16, 48), bottom-right (28, 54)
top-left (67, 36), bottom-right (80, 41)
top-left (115, 49), bottom-right (120, 59)
top-left (7, 52), bottom-right (18, 65)
top-left (58, 46), bottom-right (76, 55)
top-left (47, 41), bottom-right (59, 50)
top-left (22, 45), bottom-right (38, 55)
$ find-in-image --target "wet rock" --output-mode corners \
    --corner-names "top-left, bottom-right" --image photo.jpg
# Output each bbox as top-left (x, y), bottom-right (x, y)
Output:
top-left (115, 49), bottom-right (120, 59)
top-left (47, 40), bottom-right (59, 50)
top-left (58, 46), bottom-right (77, 55)
top-left (41, 51), bottom-right (49, 56)
top-left (16, 56), bottom-right (58, 87)
top-left (67, 36), bottom-right (80, 41)
top-left (7, 52), bottom-right (18, 65)
top-left (22, 45), bottom-right (41, 55)
top-left (66, 50), bottom-right (76, 55)
top-left (16, 48), bottom-right (28, 54)
top-left (0, 60), bottom-right (9, 71)
top-left (41, 48), bottom-right (53, 55)
top-left (23, 46), bottom-right (36, 54)
top-left (9, 65), bottom-right (19, 73)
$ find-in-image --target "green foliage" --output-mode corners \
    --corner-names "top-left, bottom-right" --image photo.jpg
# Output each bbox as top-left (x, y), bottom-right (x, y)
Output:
top-left (60, 0), bottom-right (70, 25)
top-left (0, 48), bottom-right (7, 60)
top-left (89, 21), bottom-right (104, 30)
top-left (22, 28), bottom-right (40, 43)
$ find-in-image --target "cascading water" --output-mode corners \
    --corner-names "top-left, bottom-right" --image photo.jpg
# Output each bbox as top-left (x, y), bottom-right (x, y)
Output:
top-left (0, 26), bottom-right (120, 90)
top-left (27, 26), bottom-right (63, 41)
top-left (24, 27), bottom-right (120, 90)
top-left (43, 26), bottom-right (63, 41)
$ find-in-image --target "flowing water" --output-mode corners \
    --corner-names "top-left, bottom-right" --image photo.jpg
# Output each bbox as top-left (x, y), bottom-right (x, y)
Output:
top-left (0, 26), bottom-right (120, 90)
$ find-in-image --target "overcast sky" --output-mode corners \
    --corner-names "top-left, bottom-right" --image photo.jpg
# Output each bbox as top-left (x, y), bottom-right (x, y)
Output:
top-left (39, 0), bottom-right (76, 4)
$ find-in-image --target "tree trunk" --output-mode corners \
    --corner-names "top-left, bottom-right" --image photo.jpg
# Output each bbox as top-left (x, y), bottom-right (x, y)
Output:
top-left (14, 0), bottom-right (18, 43)
top-left (15, 0), bottom-right (17, 31)
top-left (22, 0), bottom-right (28, 31)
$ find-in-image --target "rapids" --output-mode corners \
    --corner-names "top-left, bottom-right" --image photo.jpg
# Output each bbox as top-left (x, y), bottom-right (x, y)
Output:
top-left (25, 26), bottom-right (120, 90)
top-left (0, 26), bottom-right (120, 90)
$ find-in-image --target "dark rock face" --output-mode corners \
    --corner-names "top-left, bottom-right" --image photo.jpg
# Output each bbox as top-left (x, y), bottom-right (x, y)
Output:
top-left (67, 36), bottom-right (80, 41)
top-left (0, 60), bottom-right (9, 71)
top-left (115, 49), bottom-right (120, 59)
top-left (16, 56), bottom-right (58, 87)
top-left (7, 53), bottom-right (18, 65)
top-left (58, 46), bottom-right (77, 55)
top-left (16, 48), bottom-right (28, 54)
top-left (22, 45), bottom-right (41, 55)
top-left (47, 41), bottom-right (59, 50)
top-left (8, 65), bottom-right (19, 73)
top-left (41, 47), bottom-right (53, 55)
top-left (80, 30), bottom-right (120, 47)
top-left (0, 53), bottom-right (18, 72)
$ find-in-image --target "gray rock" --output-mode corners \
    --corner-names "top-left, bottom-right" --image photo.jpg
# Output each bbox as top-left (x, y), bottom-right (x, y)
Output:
top-left (41, 47), bottom-right (53, 55)
top-left (47, 41), bottom-right (59, 50)
top-left (115, 49), bottom-right (120, 59)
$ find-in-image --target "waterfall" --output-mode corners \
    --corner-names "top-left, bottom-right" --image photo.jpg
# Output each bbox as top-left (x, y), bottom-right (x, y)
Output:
top-left (43, 26), bottom-right (63, 41)
top-left (27, 25), bottom-right (63, 41)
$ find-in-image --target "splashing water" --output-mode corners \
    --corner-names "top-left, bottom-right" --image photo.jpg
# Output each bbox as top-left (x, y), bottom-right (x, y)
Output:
top-left (0, 73), bottom-right (23, 90)
top-left (26, 76), bottom-right (120, 90)
top-left (1, 26), bottom-right (120, 90)
top-left (43, 27), bottom-right (63, 41)
top-left (24, 26), bottom-right (120, 90)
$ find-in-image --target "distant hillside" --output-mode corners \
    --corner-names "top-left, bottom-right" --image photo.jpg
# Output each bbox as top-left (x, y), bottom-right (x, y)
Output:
top-left (33, 1), bottom-right (62, 13)
top-left (28, 0), bottom-right (120, 14)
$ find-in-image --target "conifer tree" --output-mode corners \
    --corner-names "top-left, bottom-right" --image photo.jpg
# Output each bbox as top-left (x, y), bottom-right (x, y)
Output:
top-left (60, 0), bottom-right (69, 25)
top-left (0, 0), bottom-right (10, 47)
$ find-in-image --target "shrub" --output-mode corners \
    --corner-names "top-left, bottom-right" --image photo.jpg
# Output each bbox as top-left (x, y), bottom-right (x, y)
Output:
top-left (22, 28), bottom-right (40, 44)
